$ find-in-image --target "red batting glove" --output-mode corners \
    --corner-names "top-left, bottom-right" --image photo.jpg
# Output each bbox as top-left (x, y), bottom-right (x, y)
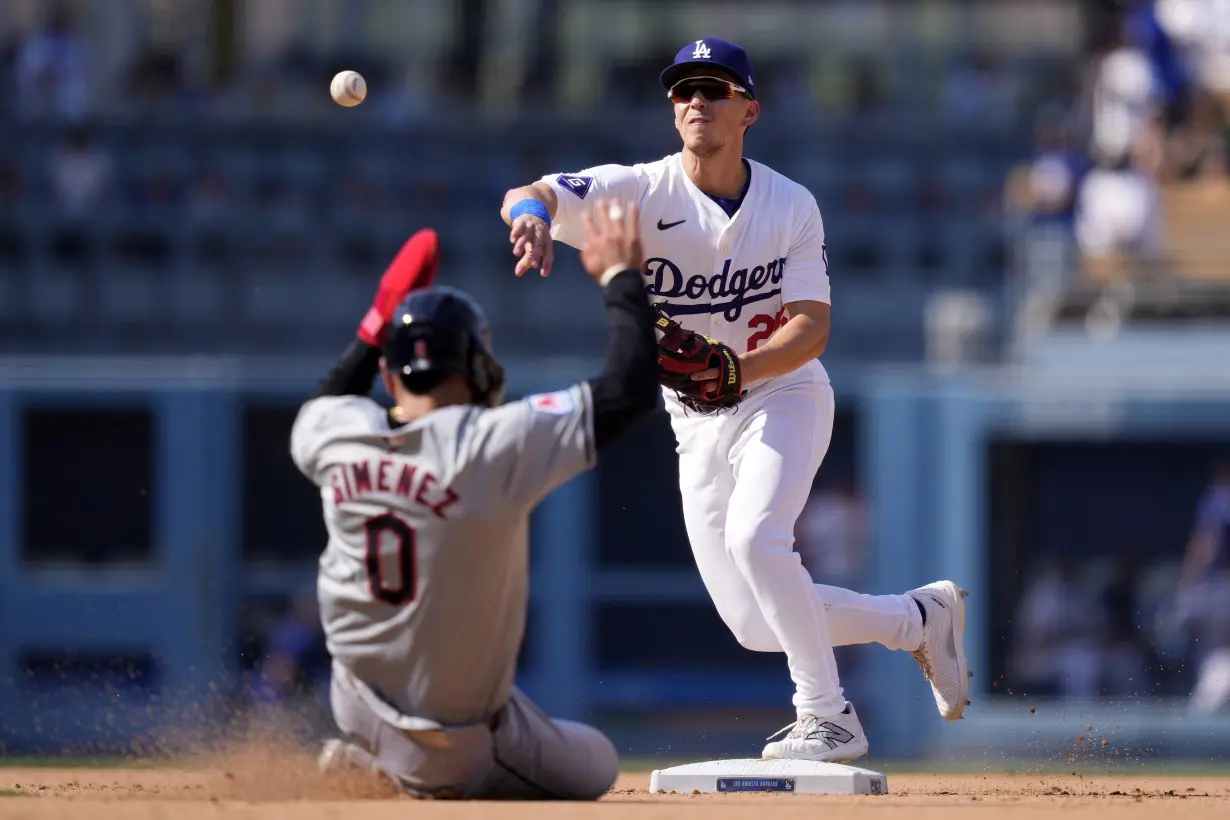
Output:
top-left (358, 228), bottom-right (441, 347)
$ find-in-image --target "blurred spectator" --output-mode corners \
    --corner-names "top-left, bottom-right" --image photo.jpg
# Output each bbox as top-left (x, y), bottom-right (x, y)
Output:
top-left (1174, 459), bottom-right (1230, 712)
top-left (1123, 0), bottom-right (1192, 126)
top-left (49, 127), bottom-right (111, 216)
top-left (1004, 107), bottom-right (1089, 291)
top-left (1155, 0), bottom-right (1230, 122)
top-left (1189, 645), bottom-right (1230, 712)
top-left (1179, 459), bottom-right (1230, 583)
top-left (13, 2), bottom-right (89, 121)
top-left (1009, 558), bottom-right (1109, 697)
top-left (1074, 130), bottom-right (1166, 279)
top-left (795, 474), bottom-right (868, 586)
top-left (1021, 109), bottom-right (1089, 228)
top-left (1088, 25), bottom-right (1165, 166)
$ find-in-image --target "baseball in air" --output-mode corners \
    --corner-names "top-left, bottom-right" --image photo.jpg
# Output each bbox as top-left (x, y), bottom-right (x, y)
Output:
top-left (331, 70), bottom-right (367, 107)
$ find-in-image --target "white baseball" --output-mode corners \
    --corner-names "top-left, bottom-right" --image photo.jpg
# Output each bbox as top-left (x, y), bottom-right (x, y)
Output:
top-left (608, 203), bottom-right (624, 221)
top-left (331, 70), bottom-right (367, 107)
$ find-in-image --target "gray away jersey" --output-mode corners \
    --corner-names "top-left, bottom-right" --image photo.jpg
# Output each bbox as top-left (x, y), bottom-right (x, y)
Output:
top-left (291, 384), bottom-right (595, 729)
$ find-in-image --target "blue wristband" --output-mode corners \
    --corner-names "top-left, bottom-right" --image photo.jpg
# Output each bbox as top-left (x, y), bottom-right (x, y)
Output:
top-left (510, 199), bottom-right (551, 227)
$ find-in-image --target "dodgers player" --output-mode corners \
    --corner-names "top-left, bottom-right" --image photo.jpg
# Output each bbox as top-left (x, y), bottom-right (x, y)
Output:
top-left (293, 212), bottom-right (660, 798)
top-left (501, 38), bottom-right (971, 761)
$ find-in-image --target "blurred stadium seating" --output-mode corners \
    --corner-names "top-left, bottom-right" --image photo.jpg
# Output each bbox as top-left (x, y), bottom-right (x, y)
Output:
top-left (0, 113), bottom-right (1029, 358)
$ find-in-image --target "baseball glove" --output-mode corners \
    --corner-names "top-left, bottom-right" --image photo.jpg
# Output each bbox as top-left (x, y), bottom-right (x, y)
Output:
top-left (654, 308), bottom-right (745, 412)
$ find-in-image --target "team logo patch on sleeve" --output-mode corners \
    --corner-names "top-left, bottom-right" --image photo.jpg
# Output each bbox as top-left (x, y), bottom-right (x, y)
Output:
top-left (527, 390), bottom-right (576, 415)
top-left (556, 174), bottom-right (593, 199)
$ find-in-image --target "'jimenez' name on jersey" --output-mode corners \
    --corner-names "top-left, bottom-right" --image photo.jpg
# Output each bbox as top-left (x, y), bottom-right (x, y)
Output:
top-left (291, 385), bottom-right (594, 729)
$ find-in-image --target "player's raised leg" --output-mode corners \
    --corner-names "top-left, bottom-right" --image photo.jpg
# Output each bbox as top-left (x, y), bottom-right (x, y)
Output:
top-left (809, 578), bottom-right (970, 721)
top-left (673, 404), bottom-right (959, 704)
top-left (905, 580), bottom-right (971, 720)
top-left (819, 584), bottom-right (922, 649)
top-left (673, 397), bottom-right (969, 734)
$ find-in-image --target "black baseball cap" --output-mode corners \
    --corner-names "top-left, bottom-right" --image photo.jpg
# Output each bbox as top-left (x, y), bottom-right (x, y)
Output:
top-left (660, 37), bottom-right (756, 99)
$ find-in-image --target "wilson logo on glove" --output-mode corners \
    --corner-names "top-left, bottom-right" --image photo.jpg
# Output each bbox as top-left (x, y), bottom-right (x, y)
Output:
top-left (652, 308), bottom-right (745, 413)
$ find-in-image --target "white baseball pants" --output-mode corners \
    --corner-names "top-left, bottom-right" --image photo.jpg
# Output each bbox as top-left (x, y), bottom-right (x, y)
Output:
top-left (669, 362), bottom-right (922, 719)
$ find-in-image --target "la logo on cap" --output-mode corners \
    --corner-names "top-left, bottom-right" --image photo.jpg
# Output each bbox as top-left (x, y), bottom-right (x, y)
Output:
top-left (692, 39), bottom-right (711, 59)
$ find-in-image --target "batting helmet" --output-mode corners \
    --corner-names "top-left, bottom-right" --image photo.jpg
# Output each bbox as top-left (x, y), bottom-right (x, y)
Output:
top-left (382, 286), bottom-right (506, 407)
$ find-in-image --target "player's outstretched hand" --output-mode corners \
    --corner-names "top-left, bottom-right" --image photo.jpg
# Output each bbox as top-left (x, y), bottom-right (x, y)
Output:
top-left (358, 228), bottom-right (440, 347)
top-left (580, 199), bottom-right (642, 284)
top-left (510, 209), bottom-right (554, 278)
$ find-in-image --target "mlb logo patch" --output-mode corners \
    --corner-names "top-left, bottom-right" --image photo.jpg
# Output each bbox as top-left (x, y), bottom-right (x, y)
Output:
top-left (527, 390), bottom-right (575, 415)
top-left (556, 174), bottom-right (593, 200)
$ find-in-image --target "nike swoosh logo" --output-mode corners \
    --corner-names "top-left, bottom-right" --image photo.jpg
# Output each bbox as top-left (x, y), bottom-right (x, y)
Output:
top-left (657, 219), bottom-right (686, 230)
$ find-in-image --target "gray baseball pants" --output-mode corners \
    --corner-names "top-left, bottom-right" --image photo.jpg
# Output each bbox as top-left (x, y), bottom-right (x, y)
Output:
top-left (327, 667), bottom-right (619, 800)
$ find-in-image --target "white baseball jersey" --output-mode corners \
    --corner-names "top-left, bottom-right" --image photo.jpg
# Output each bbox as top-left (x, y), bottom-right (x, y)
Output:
top-left (290, 384), bottom-right (595, 729)
top-left (542, 153), bottom-right (831, 394)
top-left (542, 154), bottom-right (847, 720)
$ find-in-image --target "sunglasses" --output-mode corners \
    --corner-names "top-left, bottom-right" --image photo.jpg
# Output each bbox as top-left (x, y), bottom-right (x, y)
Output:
top-left (667, 76), bottom-right (751, 104)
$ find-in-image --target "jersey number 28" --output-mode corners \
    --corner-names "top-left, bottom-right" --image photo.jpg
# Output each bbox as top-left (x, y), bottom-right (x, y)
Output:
top-left (364, 514), bottom-right (417, 606)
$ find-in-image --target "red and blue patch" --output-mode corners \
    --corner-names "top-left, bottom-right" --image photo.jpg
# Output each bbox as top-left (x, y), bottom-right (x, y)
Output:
top-left (526, 390), bottom-right (576, 415)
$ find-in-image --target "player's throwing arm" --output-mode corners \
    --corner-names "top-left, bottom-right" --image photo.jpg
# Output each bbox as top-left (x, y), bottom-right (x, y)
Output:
top-left (502, 181), bottom-right (561, 278)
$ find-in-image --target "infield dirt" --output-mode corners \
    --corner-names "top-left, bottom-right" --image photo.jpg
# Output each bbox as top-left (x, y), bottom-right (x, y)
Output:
top-left (1, 751), bottom-right (1226, 820)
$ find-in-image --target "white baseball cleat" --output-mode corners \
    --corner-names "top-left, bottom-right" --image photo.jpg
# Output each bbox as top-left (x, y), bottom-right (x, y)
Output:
top-left (761, 703), bottom-right (870, 763)
top-left (907, 580), bottom-right (970, 721)
top-left (318, 738), bottom-right (377, 774)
